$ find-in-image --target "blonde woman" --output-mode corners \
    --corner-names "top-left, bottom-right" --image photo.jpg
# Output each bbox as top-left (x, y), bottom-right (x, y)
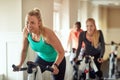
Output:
top-left (16, 8), bottom-right (66, 80)
top-left (75, 18), bottom-right (105, 80)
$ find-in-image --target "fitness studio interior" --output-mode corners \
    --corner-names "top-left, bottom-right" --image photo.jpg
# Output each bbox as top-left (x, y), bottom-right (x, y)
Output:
top-left (0, 0), bottom-right (120, 80)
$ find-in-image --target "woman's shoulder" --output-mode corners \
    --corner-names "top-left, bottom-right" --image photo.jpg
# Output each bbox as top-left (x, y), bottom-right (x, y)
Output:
top-left (97, 30), bottom-right (103, 34)
top-left (81, 31), bottom-right (86, 34)
top-left (43, 27), bottom-right (56, 43)
top-left (44, 27), bottom-right (55, 37)
top-left (97, 29), bottom-right (102, 32)
top-left (79, 31), bottom-right (86, 38)
top-left (44, 27), bottom-right (53, 33)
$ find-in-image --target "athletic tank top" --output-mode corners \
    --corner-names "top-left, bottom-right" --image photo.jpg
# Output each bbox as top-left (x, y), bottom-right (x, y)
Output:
top-left (27, 33), bottom-right (57, 62)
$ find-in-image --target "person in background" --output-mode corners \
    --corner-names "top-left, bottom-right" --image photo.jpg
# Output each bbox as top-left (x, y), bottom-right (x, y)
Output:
top-left (66, 21), bottom-right (83, 80)
top-left (75, 18), bottom-right (105, 80)
top-left (15, 8), bottom-right (66, 80)
top-left (67, 21), bottom-right (83, 52)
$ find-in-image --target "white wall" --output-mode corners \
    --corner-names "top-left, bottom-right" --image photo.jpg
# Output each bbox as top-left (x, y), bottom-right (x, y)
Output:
top-left (107, 7), bottom-right (120, 59)
top-left (22, 0), bottom-right (54, 30)
top-left (0, 32), bottom-right (23, 80)
top-left (99, 6), bottom-right (120, 60)
top-left (0, 0), bottom-right (22, 80)
top-left (0, 0), bottom-right (22, 32)
top-left (69, 0), bottom-right (78, 28)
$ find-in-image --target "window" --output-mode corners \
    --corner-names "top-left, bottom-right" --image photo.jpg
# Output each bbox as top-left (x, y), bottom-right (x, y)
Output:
top-left (53, 11), bottom-right (60, 32)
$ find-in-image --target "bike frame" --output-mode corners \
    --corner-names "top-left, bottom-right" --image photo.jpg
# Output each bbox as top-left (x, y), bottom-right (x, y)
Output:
top-left (68, 48), bottom-right (85, 80)
top-left (27, 67), bottom-right (39, 80)
top-left (79, 55), bottom-right (98, 80)
top-left (106, 41), bottom-right (120, 79)
top-left (68, 48), bottom-right (97, 80)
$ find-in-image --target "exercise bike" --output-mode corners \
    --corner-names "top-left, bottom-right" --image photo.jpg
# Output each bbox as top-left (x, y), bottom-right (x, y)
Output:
top-left (78, 55), bottom-right (98, 80)
top-left (68, 48), bottom-right (85, 80)
top-left (105, 41), bottom-right (120, 79)
top-left (12, 61), bottom-right (53, 80)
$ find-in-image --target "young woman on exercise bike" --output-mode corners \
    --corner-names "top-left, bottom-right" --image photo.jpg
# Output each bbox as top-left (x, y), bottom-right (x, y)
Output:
top-left (15, 8), bottom-right (66, 80)
top-left (74, 18), bottom-right (105, 80)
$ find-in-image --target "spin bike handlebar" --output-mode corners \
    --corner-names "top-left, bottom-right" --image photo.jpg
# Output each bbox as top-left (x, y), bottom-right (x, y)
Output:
top-left (106, 41), bottom-right (120, 51)
top-left (12, 61), bottom-right (53, 73)
top-left (105, 41), bottom-right (120, 45)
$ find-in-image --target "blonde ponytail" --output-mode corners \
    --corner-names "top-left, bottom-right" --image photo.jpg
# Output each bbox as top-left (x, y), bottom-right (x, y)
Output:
top-left (92, 30), bottom-right (100, 48)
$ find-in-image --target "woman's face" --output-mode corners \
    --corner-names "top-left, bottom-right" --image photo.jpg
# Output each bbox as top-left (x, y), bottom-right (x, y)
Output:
top-left (86, 21), bottom-right (96, 35)
top-left (26, 15), bottom-right (40, 33)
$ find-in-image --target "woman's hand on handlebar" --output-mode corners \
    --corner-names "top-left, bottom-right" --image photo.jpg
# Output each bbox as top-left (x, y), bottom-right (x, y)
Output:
top-left (73, 57), bottom-right (78, 63)
top-left (97, 58), bottom-right (104, 63)
top-left (12, 64), bottom-right (21, 71)
top-left (51, 64), bottom-right (59, 75)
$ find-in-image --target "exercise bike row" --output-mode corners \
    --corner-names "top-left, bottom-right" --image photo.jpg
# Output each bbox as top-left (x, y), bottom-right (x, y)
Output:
top-left (13, 42), bottom-right (120, 80)
top-left (12, 57), bottom-right (120, 80)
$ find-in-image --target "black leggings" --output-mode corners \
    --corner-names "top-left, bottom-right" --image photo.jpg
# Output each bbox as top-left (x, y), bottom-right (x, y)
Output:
top-left (35, 56), bottom-right (66, 80)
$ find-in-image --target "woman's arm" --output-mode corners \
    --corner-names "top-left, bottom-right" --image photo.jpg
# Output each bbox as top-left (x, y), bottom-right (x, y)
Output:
top-left (75, 31), bottom-right (84, 59)
top-left (17, 27), bottom-right (29, 68)
top-left (46, 28), bottom-right (64, 66)
top-left (45, 28), bottom-right (64, 74)
top-left (99, 30), bottom-right (105, 58)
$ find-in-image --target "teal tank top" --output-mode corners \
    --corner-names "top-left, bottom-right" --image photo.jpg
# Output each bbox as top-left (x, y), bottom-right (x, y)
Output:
top-left (27, 33), bottom-right (57, 62)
